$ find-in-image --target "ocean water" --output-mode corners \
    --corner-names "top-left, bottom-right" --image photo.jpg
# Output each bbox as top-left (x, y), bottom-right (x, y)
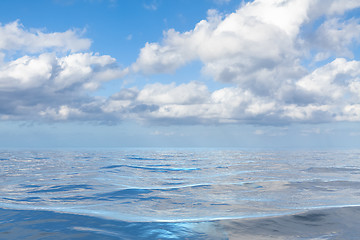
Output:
top-left (1, 149), bottom-right (360, 239)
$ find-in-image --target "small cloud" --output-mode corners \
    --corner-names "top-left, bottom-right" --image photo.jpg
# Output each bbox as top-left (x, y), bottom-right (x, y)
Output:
top-left (151, 130), bottom-right (176, 136)
top-left (254, 128), bottom-right (288, 137)
top-left (301, 128), bottom-right (321, 136)
top-left (213, 0), bottom-right (231, 4)
top-left (108, 0), bottom-right (118, 7)
top-left (126, 34), bottom-right (133, 41)
top-left (350, 132), bottom-right (360, 136)
top-left (301, 128), bottom-right (333, 136)
top-left (313, 52), bottom-right (331, 62)
top-left (52, 0), bottom-right (76, 6)
top-left (143, 0), bottom-right (158, 11)
top-left (254, 129), bottom-right (265, 135)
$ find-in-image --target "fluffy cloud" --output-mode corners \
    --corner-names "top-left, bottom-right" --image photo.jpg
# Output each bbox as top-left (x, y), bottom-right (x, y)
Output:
top-left (0, 21), bottom-right (126, 121)
top-left (137, 82), bottom-right (209, 105)
top-left (99, 68), bottom-right (360, 124)
top-left (296, 58), bottom-right (360, 103)
top-left (1, 0), bottom-right (360, 125)
top-left (0, 52), bottom-right (126, 91)
top-left (132, 0), bottom-right (310, 90)
top-left (132, 0), bottom-right (360, 90)
top-left (101, 82), bottom-right (279, 124)
top-left (309, 18), bottom-right (360, 61)
top-left (0, 20), bottom-right (91, 53)
top-left (126, 0), bottom-right (360, 124)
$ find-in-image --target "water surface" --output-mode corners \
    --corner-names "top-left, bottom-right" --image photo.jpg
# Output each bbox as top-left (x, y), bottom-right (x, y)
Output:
top-left (1, 149), bottom-right (360, 239)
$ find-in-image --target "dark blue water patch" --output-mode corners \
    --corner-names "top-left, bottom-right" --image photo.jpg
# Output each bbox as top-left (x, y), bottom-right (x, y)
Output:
top-left (51, 196), bottom-right (94, 202)
top-left (125, 155), bottom-right (159, 161)
top-left (0, 208), bottom-right (209, 240)
top-left (94, 189), bottom-right (168, 201)
top-left (210, 203), bottom-right (230, 206)
top-left (146, 164), bottom-right (172, 167)
top-left (0, 158), bottom-right (9, 161)
top-left (21, 184), bottom-right (43, 188)
top-left (100, 164), bottom-right (125, 169)
top-left (75, 156), bottom-right (93, 160)
top-left (2, 197), bottom-right (42, 203)
top-left (28, 184), bottom-right (93, 193)
top-left (292, 213), bottom-right (327, 223)
top-left (32, 157), bottom-right (50, 160)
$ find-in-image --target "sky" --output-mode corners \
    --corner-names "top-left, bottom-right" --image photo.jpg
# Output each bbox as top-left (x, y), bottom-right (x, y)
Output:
top-left (1, 0), bottom-right (360, 149)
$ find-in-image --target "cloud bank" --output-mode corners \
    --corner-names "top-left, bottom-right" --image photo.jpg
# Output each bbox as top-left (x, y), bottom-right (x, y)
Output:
top-left (1, 0), bottom-right (360, 125)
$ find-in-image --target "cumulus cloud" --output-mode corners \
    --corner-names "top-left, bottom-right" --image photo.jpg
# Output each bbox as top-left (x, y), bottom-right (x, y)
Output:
top-left (0, 20), bottom-right (91, 53)
top-left (308, 18), bottom-right (360, 60)
top-left (126, 0), bottom-right (360, 125)
top-left (296, 58), bottom-right (360, 104)
top-left (132, 0), bottom-right (360, 88)
top-left (0, 21), bottom-right (127, 121)
top-left (0, 52), bottom-right (126, 92)
top-left (100, 82), bottom-right (279, 124)
top-left (132, 0), bottom-right (309, 89)
top-left (1, 0), bottom-right (360, 126)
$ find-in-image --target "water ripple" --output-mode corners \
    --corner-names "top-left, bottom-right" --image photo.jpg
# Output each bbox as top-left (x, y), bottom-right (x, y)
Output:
top-left (1, 149), bottom-right (360, 222)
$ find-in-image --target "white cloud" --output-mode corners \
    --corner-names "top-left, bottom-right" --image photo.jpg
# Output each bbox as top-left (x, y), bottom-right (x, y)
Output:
top-left (137, 82), bottom-right (210, 105)
top-left (296, 58), bottom-right (360, 103)
top-left (101, 82), bottom-right (279, 124)
top-left (254, 129), bottom-right (265, 135)
top-left (0, 52), bottom-right (126, 92)
top-left (213, 0), bottom-right (231, 4)
top-left (2, 1), bottom-right (360, 126)
top-left (253, 128), bottom-right (288, 136)
top-left (132, 0), bottom-right (310, 95)
top-left (301, 127), bottom-right (333, 136)
top-left (132, 0), bottom-right (360, 93)
top-left (125, 0), bottom-right (360, 125)
top-left (336, 104), bottom-right (360, 121)
top-left (143, 0), bottom-right (158, 11)
top-left (281, 104), bottom-right (331, 122)
top-left (151, 130), bottom-right (176, 136)
top-left (0, 53), bottom-right (55, 90)
top-left (54, 52), bottom-right (126, 91)
top-left (40, 105), bottom-right (84, 120)
top-left (0, 20), bottom-right (91, 53)
top-left (310, 18), bottom-right (360, 59)
top-left (316, 0), bottom-right (360, 16)
top-left (0, 21), bottom-right (127, 121)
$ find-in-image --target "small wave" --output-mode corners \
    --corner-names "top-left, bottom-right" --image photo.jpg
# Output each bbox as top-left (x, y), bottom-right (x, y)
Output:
top-left (28, 184), bottom-right (93, 193)
top-left (0, 207), bottom-right (207, 240)
top-left (101, 164), bottom-right (200, 172)
top-left (215, 205), bottom-right (360, 240)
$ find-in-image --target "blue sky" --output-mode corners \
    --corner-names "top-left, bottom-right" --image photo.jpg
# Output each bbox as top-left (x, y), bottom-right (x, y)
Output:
top-left (1, 0), bottom-right (360, 149)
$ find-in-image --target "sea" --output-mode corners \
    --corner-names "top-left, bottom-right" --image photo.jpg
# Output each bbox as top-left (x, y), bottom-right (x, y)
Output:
top-left (1, 148), bottom-right (360, 239)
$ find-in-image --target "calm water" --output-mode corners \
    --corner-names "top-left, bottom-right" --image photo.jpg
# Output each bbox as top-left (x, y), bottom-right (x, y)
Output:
top-left (1, 149), bottom-right (360, 239)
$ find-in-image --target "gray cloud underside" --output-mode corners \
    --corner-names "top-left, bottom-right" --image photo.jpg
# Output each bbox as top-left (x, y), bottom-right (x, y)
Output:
top-left (1, 0), bottom-right (360, 125)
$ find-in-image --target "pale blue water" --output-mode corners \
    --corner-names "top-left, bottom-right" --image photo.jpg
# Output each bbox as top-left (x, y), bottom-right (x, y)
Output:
top-left (1, 149), bottom-right (360, 239)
